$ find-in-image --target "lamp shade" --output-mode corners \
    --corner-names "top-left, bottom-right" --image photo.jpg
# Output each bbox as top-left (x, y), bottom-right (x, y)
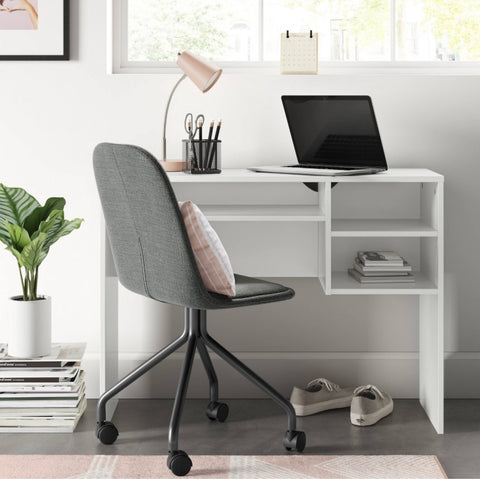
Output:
top-left (176, 51), bottom-right (223, 93)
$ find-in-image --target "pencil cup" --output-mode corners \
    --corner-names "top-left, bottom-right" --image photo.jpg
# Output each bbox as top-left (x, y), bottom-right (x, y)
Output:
top-left (182, 139), bottom-right (221, 174)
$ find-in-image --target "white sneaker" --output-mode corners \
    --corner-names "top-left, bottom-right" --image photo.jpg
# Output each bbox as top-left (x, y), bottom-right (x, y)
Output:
top-left (290, 378), bottom-right (355, 417)
top-left (350, 385), bottom-right (394, 426)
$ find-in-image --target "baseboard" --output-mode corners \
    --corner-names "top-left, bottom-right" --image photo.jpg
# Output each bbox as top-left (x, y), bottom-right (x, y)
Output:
top-left (83, 351), bottom-right (480, 399)
top-left (445, 352), bottom-right (480, 398)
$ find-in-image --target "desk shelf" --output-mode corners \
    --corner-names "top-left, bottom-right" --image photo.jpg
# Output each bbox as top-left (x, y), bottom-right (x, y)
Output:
top-left (331, 219), bottom-right (437, 237)
top-left (329, 271), bottom-right (438, 295)
top-left (200, 204), bottom-right (326, 222)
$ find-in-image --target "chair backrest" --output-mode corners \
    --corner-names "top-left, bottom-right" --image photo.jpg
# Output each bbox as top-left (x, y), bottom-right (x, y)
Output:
top-left (93, 143), bottom-right (213, 308)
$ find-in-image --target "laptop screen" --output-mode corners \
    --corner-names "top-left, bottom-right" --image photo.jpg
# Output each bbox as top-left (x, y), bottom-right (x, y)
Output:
top-left (281, 96), bottom-right (387, 169)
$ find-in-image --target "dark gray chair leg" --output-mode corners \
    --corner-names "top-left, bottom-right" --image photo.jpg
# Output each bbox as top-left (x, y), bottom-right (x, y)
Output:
top-left (166, 333), bottom-right (197, 476)
top-left (97, 310), bottom-right (190, 424)
top-left (191, 310), bottom-right (218, 402)
top-left (95, 311), bottom-right (190, 446)
top-left (198, 312), bottom-right (299, 434)
top-left (197, 339), bottom-right (219, 401)
top-left (196, 342), bottom-right (218, 406)
top-left (195, 310), bottom-right (229, 422)
top-left (168, 334), bottom-right (197, 453)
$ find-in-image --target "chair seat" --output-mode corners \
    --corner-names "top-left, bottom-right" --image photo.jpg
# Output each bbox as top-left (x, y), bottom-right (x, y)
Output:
top-left (207, 274), bottom-right (294, 309)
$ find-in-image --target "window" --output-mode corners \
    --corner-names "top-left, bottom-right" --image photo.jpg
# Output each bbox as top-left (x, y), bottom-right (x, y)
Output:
top-left (112, 0), bottom-right (480, 72)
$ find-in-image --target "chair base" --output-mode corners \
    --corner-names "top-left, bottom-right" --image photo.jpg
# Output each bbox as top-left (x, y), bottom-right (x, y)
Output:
top-left (96, 308), bottom-right (305, 476)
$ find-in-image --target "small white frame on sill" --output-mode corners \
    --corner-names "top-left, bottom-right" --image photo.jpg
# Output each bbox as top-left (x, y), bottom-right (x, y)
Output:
top-left (107, 0), bottom-right (480, 76)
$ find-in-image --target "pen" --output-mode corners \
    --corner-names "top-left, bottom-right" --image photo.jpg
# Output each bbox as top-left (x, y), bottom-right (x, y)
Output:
top-left (207, 119), bottom-right (222, 169)
top-left (198, 120), bottom-right (203, 169)
top-left (205, 121), bottom-right (214, 170)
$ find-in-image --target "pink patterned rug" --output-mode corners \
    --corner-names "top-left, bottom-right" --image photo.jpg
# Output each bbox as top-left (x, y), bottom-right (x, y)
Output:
top-left (0, 455), bottom-right (447, 479)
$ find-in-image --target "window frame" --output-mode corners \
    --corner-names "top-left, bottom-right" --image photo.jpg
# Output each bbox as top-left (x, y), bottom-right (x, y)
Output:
top-left (108, 0), bottom-right (480, 75)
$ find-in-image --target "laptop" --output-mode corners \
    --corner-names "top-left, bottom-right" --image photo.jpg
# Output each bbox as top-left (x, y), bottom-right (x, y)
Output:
top-left (249, 95), bottom-right (388, 176)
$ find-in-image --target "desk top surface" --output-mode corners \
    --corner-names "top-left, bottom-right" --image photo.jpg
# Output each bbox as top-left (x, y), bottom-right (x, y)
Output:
top-left (167, 168), bottom-right (443, 183)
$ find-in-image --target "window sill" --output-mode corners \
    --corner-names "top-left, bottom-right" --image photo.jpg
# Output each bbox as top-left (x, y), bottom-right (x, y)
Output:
top-left (112, 61), bottom-right (480, 76)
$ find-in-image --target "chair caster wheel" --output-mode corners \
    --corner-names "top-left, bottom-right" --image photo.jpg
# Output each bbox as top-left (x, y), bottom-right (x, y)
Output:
top-left (96, 421), bottom-right (119, 445)
top-left (206, 401), bottom-right (229, 422)
top-left (283, 430), bottom-right (306, 452)
top-left (167, 450), bottom-right (192, 477)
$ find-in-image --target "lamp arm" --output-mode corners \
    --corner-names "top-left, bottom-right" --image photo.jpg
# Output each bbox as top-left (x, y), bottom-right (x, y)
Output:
top-left (162, 73), bottom-right (187, 161)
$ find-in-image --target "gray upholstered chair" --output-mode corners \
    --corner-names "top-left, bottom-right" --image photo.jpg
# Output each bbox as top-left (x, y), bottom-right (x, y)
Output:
top-left (93, 143), bottom-right (306, 476)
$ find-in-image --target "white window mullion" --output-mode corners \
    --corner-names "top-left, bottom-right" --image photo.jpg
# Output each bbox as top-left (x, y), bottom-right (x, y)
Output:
top-left (120, 0), bottom-right (129, 68)
top-left (390, 0), bottom-right (396, 61)
top-left (258, 0), bottom-right (264, 61)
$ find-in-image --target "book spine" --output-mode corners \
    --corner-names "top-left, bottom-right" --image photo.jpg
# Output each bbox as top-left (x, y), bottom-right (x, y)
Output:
top-left (0, 377), bottom-right (72, 383)
top-left (0, 385), bottom-right (77, 392)
top-left (362, 261), bottom-right (404, 267)
top-left (0, 361), bottom-right (67, 368)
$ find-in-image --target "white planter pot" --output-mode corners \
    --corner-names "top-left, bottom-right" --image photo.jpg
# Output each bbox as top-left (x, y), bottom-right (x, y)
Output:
top-left (8, 295), bottom-right (51, 358)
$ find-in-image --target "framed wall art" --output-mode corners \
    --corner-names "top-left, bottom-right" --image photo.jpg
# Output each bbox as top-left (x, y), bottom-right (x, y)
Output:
top-left (0, 0), bottom-right (69, 60)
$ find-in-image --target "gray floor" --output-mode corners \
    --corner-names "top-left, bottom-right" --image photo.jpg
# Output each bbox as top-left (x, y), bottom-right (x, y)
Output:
top-left (1, 399), bottom-right (480, 478)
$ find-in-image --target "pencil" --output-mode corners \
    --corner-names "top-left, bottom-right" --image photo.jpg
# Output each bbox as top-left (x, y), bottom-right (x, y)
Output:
top-left (198, 120), bottom-right (203, 169)
top-left (207, 120), bottom-right (222, 169)
top-left (204, 121), bottom-right (214, 170)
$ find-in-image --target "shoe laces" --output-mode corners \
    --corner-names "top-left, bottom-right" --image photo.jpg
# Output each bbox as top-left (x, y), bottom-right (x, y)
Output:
top-left (306, 378), bottom-right (340, 392)
top-left (353, 384), bottom-right (384, 399)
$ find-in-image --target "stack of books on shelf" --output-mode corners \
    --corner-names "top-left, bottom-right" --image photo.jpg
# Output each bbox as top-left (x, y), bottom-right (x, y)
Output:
top-left (348, 251), bottom-right (415, 284)
top-left (0, 343), bottom-right (86, 433)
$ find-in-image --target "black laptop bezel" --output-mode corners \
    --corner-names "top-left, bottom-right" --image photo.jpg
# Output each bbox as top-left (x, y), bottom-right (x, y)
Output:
top-left (281, 95), bottom-right (388, 172)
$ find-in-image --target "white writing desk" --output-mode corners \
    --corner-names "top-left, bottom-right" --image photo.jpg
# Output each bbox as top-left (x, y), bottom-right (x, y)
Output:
top-left (101, 168), bottom-right (444, 433)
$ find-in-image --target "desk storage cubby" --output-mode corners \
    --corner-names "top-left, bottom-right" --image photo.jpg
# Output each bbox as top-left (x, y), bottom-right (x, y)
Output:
top-left (330, 237), bottom-right (439, 294)
top-left (331, 182), bottom-right (441, 235)
top-left (326, 181), bottom-right (442, 295)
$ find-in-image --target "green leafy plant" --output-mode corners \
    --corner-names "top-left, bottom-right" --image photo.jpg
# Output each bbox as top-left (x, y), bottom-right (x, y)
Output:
top-left (0, 184), bottom-right (83, 301)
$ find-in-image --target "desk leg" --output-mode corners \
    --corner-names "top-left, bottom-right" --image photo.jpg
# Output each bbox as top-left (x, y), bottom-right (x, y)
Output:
top-left (318, 182), bottom-right (331, 294)
top-left (419, 294), bottom-right (444, 434)
top-left (100, 218), bottom-right (119, 420)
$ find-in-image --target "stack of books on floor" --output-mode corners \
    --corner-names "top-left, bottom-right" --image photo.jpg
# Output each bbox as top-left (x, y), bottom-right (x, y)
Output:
top-left (348, 251), bottom-right (415, 284)
top-left (0, 343), bottom-right (86, 433)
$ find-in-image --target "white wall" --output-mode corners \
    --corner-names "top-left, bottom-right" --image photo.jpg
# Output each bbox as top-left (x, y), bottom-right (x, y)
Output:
top-left (0, 0), bottom-right (479, 399)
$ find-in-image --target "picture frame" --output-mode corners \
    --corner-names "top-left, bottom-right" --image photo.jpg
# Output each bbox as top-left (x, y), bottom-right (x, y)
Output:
top-left (0, 0), bottom-right (69, 60)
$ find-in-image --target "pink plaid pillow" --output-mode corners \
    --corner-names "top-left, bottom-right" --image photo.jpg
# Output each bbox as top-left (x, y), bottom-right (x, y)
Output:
top-left (178, 201), bottom-right (236, 297)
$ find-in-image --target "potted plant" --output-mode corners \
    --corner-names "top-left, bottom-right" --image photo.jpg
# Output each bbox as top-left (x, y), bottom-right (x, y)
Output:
top-left (0, 184), bottom-right (83, 358)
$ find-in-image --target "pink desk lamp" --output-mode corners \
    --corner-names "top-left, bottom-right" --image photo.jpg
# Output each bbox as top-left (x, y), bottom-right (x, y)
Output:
top-left (160, 51), bottom-right (223, 172)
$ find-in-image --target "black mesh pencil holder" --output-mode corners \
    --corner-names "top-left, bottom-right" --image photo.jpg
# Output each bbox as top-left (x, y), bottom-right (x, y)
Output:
top-left (182, 139), bottom-right (221, 174)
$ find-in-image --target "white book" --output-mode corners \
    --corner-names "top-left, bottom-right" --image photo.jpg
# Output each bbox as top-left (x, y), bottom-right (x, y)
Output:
top-left (0, 371), bottom-right (85, 393)
top-left (0, 367), bottom-right (78, 378)
top-left (0, 425), bottom-right (77, 433)
top-left (0, 399), bottom-right (86, 432)
top-left (354, 259), bottom-right (412, 275)
top-left (0, 369), bottom-right (82, 385)
top-left (0, 381), bottom-right (85, 398)
top-left (0, 343), bottom-right (86, 368)
top-left (357, 251), bottom-right (405, 267)
top-left (0, 397), bottom-right (86, 417)
top-left (349, 268), bottom-right (415, 284)
top-left (0, 393), bottom-right (85, 408)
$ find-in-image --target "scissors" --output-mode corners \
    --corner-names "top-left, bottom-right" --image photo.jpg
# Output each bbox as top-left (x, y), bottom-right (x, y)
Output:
top-left (184, 113), bottom-right (204, 169)
top-left (184, 113), bottom-right (205, 139)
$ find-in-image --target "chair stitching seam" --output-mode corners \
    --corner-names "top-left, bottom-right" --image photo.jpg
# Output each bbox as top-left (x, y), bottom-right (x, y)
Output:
top-left (110, 146), bottom-right (153, 298)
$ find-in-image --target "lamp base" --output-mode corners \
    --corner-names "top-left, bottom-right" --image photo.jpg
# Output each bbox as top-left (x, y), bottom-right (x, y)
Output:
top-left (159, 160), bottom-right (185, 172)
